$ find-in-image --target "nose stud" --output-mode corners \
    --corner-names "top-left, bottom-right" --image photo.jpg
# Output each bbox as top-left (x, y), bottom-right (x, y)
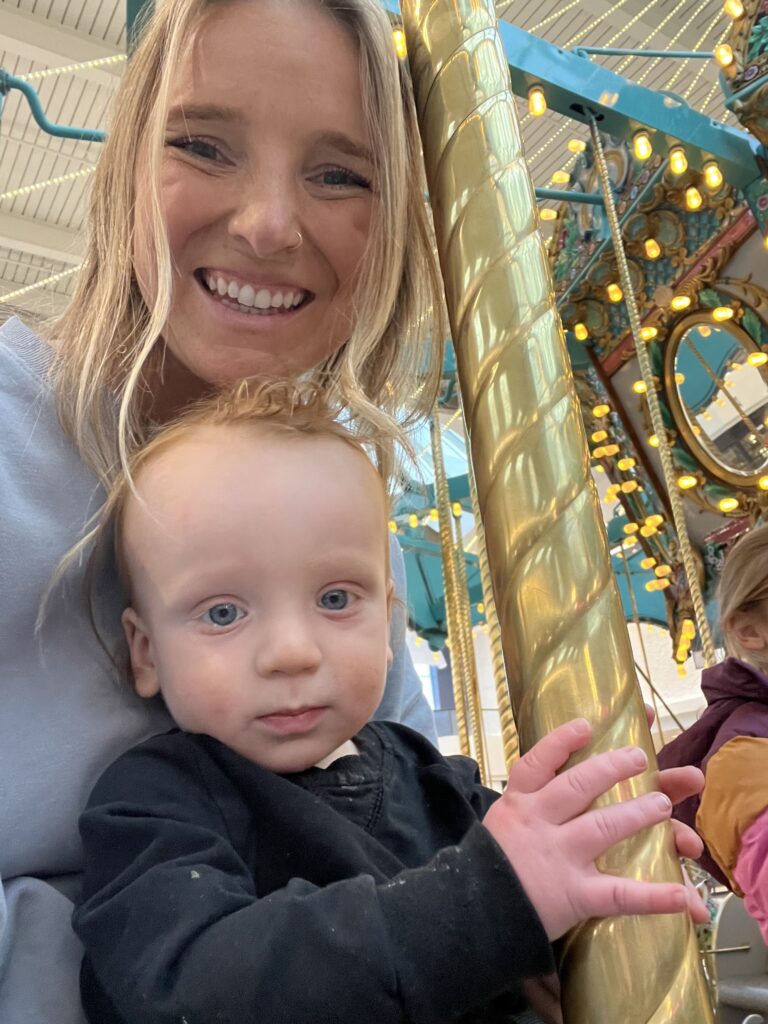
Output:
top-left (286, 230), bottom-right (303, 252)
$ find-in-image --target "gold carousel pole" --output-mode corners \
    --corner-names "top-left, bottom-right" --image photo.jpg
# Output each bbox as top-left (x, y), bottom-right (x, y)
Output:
top-left (467, 457), bottom-right (520, 769)
top-left (430, 415), bottom-right (471, 756)
top-left (401, 2), bottom-right (713, 1021)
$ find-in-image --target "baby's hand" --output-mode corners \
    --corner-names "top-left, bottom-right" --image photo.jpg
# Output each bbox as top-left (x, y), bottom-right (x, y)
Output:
top-left (482, 718), bottom-right (701, 940)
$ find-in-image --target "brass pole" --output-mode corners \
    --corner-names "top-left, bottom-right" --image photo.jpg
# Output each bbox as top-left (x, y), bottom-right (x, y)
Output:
top-left (450, 499), bottom-right (489, 782)
top-left (402, 2), bottom-right (714, 1020)
top-left (430, 416), bottom-right (471, 755)
top-left (467, 456), bottom-right (519, 768)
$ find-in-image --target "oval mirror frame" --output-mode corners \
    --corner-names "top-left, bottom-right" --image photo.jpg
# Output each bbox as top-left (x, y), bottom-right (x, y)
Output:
top-left (663, 311), bottom-right (768, 490)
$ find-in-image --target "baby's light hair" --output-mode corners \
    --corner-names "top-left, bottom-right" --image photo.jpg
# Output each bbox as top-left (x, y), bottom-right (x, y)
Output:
top-left (718, 523), bottom-right (768, 669)
top-left (41, 377), bottom-right (395, 634)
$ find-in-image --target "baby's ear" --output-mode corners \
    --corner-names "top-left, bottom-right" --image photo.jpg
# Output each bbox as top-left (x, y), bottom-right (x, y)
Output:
top-left (726, 608), bottom-right (768, 653)
top-left (122, 607), bottom-right (161, 698)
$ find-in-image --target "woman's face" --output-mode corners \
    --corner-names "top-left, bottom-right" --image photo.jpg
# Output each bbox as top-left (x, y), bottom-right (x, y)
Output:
top-left (134, 0), bottom-right (375, 391)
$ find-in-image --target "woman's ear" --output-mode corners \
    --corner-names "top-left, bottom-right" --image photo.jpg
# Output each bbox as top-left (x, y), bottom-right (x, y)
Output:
top-left (122, 607), bottom-right (161, 698)
top-left (726, 609), bottom-right (768, 653)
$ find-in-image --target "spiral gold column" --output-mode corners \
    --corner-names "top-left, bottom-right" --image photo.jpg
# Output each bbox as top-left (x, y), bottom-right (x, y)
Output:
top-left (402, 2), bottom-right (713, 1020)
top-left (430, 416), bottom-right (471, 756)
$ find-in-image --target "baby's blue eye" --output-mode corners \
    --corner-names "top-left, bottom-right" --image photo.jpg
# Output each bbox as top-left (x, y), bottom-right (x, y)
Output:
top-left (204, 603), bottom-right (241, 627)
top-left (320, 589), bottom-right (349, 611)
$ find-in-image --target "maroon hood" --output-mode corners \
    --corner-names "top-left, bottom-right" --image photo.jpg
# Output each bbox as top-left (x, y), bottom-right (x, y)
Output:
top-left (657, 657), bottom-right (768, 885)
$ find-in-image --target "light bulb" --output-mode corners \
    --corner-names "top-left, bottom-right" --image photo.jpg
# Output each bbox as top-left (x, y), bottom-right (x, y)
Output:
top-left (699, 325), bottom-right (712, 336)
top-left (528, 86), bottom-right (547, 117)
top-left (633, 131), bottom-right (653, 161)
top-left (640, 326), bottom-right (658, 341)
top-left (718, 496), bottom-right (739, 512)
top-left (540, 208), bottom-right (557, 221)
top-left (657, 578), bottom-right (671, 590)
top-left (476, 602), bottom-right (485, 614)
top-left (759, 476), bottom-right (768, 490)
top-left (703, 161), bottom-right (723, 190)
top-left (686, 186), bottom-right (703, 210)
top-left (618, 457), bottom-right (636, 470)
top-left (645, 580), bottom-right (659, 592)
top-left (723, 0), bottom-right (744, 18)
top-left (551, 170), bottom-right (571, 184)
top-left (644, 238), bottom-right (662, 260)
top-left (607, 283), bottom-right (623, 303)
top-left (604, 444), bottom-right (620, 456)
top-left (574, 322), bottom-right (589, 341)
top-left (452, 501), bottom-right (462, 517)
top-left (623, 523), bottom-right (639, 534)
top-left (712, 306), bottom-right (734, 321)
top-left (593, 446), bottom-right (606, 459)
top-left (682, 619), bottom-right (696, 639)
top-left (671, 294), bottom-right (691, 311)
top-left (675, 372), bottom-right (686, 385)
top-left (714, 43), bottom-right (735, 67)
top-left (640, 557), bottom-right (656, 570)
top-left (408, 513), bottom-right (419, 528)
top-left (388, 519), bottom-right (398, 532)
top-left (392, 28), bottom-right (407, 58)
top-left (593, 404), bottom-right (610, 417)
top-left (632, 380), bottom-right (647, 394)
top-left (640, 524), bottom-right (658, 537)
top-left (648, 433), bottom-right (660, 447)
top-left (567, 139), bottom-right (586, 154)
top-left (591, 430), bottom-right (608, 442)
top-left (621, 480), bottom-right (639, 493)
top-left (655, 565), bottom-right (672, 578)
top-left (646, 514), bottom-right (664, 527)
top-left (429, 508), bottom-right (438, 520)
top-left (748, 352), bottom-right (768, 367)
top-left (669, 147), bottom-right (688, 175)
top-left (677, 474), bottom-right (698, 489)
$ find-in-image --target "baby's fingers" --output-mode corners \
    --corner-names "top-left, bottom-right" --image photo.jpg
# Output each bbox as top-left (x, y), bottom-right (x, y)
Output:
top-left (507, 719), bottom-right (593, 795)
top-left (538, 746), bottom-right (649, 824)
top-left (580, 876), bottom-right (688, 921)
top-left (569, 791), bottom-right (672, 862)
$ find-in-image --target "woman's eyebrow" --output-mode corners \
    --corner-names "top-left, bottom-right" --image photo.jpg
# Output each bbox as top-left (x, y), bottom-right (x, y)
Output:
top-left (315, 131), bottom-right (374, 164)
top-left (167, 103), bottom-right (245, 126)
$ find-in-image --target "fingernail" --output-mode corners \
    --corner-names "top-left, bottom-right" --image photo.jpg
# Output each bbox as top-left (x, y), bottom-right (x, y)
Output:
top-left (656, 794), bottom-right (672, 812)
top-left (630, 748), bottom-right (647, 769)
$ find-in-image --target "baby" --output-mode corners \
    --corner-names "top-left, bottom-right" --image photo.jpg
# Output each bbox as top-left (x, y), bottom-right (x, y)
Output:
top-left (73, 379), bottom-right (705, 1024)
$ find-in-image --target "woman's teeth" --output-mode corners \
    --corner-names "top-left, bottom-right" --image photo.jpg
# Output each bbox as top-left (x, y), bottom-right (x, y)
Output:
top-left (203, 273), bottom-right (305, 312)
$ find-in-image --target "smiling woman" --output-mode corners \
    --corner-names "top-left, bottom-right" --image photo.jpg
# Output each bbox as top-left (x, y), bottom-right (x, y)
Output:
top-left (0, 2), bottom-right (446, 1023)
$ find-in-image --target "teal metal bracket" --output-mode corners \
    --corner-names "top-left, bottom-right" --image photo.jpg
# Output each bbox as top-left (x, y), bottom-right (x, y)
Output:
top-left (0, 70), bottom-right (106, 143)
top-left (535, 187), bottom-right (604, 206)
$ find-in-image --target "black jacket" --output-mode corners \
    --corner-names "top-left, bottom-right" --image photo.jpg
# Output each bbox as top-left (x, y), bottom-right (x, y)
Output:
top-left (74, 721), bottom-right (553, 1024)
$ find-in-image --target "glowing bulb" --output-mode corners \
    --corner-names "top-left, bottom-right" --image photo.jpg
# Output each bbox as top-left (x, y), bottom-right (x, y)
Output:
top-left (551, 170), bottom-right (571, 184)
top-left (640, 525), bottom-right (658, 538)
top-left (712, 306), bottom-right (734, 322)
top-left (764, 235), bottom-right (768, 251)
top-left (540, 208), bottom-right (557, 221)
top-left (677, 664), bottom-right (687, 677)
top-left (703, 162), bottom-right (723, 190)
top-left (408, 513), bottom-right (419, 528)
top-left (759, 475), bottom-right (768, 490)
top-left (593, 404), bottom-right (610, 418)
top-left (669, 147), bottom-right (688, 175)
top-left (677, 474), bottom-right (698, 490)
top-left (392, 28), bottom-right (407, 58)
top-left (657, 578), bottom-right (671, 590)
top-left (604, 444), bottom-right (620, 456)
top-left (429, 508), bottom-right (438, 521)
top-left (685, 186), bottom-right (703, 210)
top-left (645, 580), bottom-right (659, 592)
top-left (748, 352), bottom-right (768, 367)
top-left (640, 326), bottom-right (658, 341)
top-left (452, 502), bottom-right (462, 517)
top-left (714, 43), bottom-right (734, 68)
top-left (623, 522), bottom-right (639, 534)
top-left (593, 446), bottom-right (606, 459)
top-left (595, 464), bottom-right (605, 473)
top-left (476, 602), bottom-right (485, 614)
top-left (644, 238), bottom-right (662, 260)
top-left (567, 139), bottom-right (586, 153)
top-left (718, 496), bottom-right (739, 512)
top-left (648, 433), bottom-right (660, 447)
top-left (388, 519), bottom-right (398, 532)
top-left (655, 565), bottom-right (672, 578)
top-left (574, 322), bottom-right (589, 341)
top-left (675, 372), bottom-right (686, 385)
top-left (723, 0), bottom-right (744, 18)
top-left (607, 283), bottom-right (623, 303)
top-left (633, 131), bottom-right (653, 161)
top-left (633, 380), bottom-right (648, 394)
top-left (640, 557), bottom-right (657, 570)
top-left (618, 457), bottom-right (636, 470)
top-left (682, 619), bottom-right (696, 640)
top-left (646, 514), bottom-right (664, 527)
top-left (621, 480), bottom-right (639, 493)
top-left (671, 294), bottom-right (691, 311)
top-left (591, 430), bottom-right (608, 442)
top-left (699, 325), bottom-right (712, 336)
top-left (528, 86), bottom-right (547, 117)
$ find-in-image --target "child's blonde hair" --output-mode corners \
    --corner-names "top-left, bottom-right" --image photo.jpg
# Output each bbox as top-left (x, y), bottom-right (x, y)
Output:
top-left (719, 523), bottom-right (768, 668)
top-left (48, 0), bottom-right (445, 486)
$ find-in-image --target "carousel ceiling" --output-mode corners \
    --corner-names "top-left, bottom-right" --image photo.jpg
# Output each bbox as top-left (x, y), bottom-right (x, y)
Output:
top-left (0, 0), bottom-right (741, 320)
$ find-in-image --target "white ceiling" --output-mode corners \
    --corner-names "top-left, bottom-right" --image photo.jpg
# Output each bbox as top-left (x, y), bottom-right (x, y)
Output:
top-left (0, 0), bottom-right (740, 321)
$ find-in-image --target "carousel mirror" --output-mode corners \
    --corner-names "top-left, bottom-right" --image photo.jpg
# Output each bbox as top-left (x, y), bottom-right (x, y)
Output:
top-left (665, 314), bottom-right (768, 485)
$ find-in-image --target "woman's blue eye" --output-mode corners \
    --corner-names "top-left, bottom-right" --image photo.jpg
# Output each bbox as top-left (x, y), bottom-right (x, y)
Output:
top-left (167, 137), bottom-right (221, 162)
top-left (320, 589), bottom-right (349, 611)
top-left (318, 167), bottom-right (371, 189)
top-left (204, 603), bottom-right (241, 627)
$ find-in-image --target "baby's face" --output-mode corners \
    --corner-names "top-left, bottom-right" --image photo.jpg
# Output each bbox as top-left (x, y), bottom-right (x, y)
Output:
top-left (121, 425), bottom-right (392, 773)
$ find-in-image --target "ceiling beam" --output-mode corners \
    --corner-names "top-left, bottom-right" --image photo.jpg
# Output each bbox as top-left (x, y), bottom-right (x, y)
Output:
top-left (1, 9), bottom-right (123, 90)
top-left (0, 212), bottom-right (84, 265)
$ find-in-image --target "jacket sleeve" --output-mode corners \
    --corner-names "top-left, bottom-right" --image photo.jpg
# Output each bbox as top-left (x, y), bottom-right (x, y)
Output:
top-left (73, 740), bottom-right (552, 1024)
top-left (733, 807), bottom-right (768, 944)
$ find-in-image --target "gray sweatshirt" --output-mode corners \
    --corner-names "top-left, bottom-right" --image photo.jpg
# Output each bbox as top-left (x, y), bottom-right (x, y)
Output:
top-left (0, 316), bottom-right (435, 1024)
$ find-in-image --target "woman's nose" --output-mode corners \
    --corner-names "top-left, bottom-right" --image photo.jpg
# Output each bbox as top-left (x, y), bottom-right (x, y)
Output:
top-left (227, 172), bottom-right (303, 260)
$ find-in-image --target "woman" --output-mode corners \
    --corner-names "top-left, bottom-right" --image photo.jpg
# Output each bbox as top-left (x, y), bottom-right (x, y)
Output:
top-left (0, 1), bottom-right (705, 1021)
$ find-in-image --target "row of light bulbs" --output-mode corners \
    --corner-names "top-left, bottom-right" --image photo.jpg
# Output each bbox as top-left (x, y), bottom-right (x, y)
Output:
top-left (573, 303), bottom-right (735, 345)
top-left (388, 502), bottom-right (465, 534)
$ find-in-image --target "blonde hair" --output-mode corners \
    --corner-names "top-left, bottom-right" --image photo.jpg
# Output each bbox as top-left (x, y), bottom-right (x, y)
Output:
top-left (48, 0), bottom-right (445, 487)
top-left (718, 523), bottom-right (768, 668)
top-left (44, 377), bottom-right (393, 633)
